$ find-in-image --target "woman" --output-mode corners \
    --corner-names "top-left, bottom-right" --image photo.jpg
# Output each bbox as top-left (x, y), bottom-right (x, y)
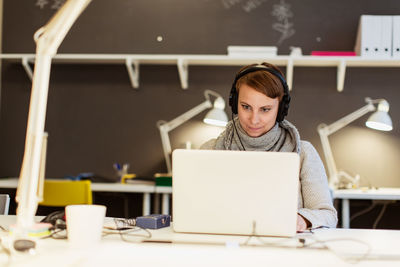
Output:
top-left (201, 62), bottom-right (338, 231)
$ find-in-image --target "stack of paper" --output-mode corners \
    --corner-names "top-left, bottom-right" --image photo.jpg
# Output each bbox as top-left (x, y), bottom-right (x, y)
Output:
top-left (227, 46), bottom-right (278, 57)
top-left (354, 15), bottom-right (393, 58)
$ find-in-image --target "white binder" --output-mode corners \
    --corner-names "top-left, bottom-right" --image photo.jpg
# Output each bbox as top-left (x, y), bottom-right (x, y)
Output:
top-left (392, 16), bottom-right (400, 58)
top-left (355, 15), bottom-right (381, 58)
top-left (380, 16), bottom-right (393, 58)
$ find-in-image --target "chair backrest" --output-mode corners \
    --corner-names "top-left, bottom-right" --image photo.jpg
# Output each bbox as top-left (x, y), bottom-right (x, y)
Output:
top-left (40, 180), bottom-right (92, 207)
top-left (0, 194), bottom-right (10, 215)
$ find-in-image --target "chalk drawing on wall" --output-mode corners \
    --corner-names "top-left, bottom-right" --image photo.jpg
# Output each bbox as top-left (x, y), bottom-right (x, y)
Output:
top-left (36, 0), bottom-right (66, 10)
top-left (221, 0), bottom-right (268, 13)
top-left (271, 0), bottom-right (295, 44)
top-left (34, 0), bottom-right (295, 46)
top-left (221, 0), bottom-right (295, 44)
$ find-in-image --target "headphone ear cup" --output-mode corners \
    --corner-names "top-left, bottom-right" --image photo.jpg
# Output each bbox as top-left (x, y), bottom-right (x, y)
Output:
top-left (284, 95), bottom-right (291, 118)
top-left (277, 94), bottom-right (290, 122)
top-left (232, 92), bottom-right (238, 114)
top-left (229, 86), bottom-right (238, 114)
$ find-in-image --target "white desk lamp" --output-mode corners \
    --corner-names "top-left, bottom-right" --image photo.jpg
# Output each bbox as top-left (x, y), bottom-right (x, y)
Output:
top-left (157, 89), bottom-right (228, 174)
top-left (317, 97), bottom-right (393, 189)
top-left (15, 0), bottom-right (91, 241)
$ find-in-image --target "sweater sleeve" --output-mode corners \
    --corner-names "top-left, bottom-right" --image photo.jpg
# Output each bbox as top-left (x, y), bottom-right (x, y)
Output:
top-left (199, 139), bottom-right (217, 150)
top-left (297, 141), bottom-right (338, 228)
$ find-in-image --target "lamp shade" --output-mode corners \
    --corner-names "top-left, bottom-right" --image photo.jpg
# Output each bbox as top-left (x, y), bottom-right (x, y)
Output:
top-left (203, 97), bottom-right (228, 127)
top-left (365, 99), bottom-right (393, 131)
top-left (203, 108), bottom-right (228, 126)
top-left (366, 111), bottom-right (393, 131)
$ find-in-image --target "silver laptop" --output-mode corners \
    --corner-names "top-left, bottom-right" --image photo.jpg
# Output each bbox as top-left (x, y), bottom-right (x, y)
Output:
top-left (172, 149), bottom-right (300, 237)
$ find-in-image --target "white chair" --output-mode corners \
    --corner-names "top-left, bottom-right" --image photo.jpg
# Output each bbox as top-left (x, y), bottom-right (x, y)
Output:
top-left (0, 194), bottom-right (10, 215)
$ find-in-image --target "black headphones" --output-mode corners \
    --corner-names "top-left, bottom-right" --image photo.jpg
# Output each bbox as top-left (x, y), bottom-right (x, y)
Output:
top-left (228, 65), bottom-right (291, 122)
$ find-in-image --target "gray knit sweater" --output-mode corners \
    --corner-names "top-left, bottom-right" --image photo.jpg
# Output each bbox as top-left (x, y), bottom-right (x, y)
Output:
top-left (200, 119), bottom-right (338, 229)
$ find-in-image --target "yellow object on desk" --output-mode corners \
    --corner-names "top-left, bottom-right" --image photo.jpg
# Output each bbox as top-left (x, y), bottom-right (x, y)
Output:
top-left (121, 174), bottom-right (137, 184)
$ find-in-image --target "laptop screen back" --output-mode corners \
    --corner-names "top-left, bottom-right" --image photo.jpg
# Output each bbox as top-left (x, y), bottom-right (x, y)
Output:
top-left (172, 149), bottom-right (300, 237)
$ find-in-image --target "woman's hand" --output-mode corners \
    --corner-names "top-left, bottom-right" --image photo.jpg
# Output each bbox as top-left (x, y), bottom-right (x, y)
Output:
top-left (296, 214), bottom-right (309, 232)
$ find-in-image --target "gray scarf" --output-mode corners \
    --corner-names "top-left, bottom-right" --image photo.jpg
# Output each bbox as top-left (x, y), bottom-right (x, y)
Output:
top-left (214, 117), bottom-right (301, 154)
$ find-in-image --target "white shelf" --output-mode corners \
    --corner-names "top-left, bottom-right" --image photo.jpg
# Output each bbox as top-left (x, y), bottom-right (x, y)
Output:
top-left (2, 53), bottom-right (400, 91)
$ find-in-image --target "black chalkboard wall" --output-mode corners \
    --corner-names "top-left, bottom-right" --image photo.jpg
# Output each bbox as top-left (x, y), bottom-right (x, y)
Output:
top-left (1, 0), bottom-right (400, 225)
top-left (5, 0), bottom-right (400, 54)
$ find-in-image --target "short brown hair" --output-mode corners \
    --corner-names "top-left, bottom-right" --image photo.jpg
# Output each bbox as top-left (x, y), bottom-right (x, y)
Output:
top-left (235, 62), bottom-right (285, 101)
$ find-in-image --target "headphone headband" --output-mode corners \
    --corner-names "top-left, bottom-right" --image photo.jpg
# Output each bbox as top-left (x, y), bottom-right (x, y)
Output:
top-left (228, 65), bottom-right (290, 122)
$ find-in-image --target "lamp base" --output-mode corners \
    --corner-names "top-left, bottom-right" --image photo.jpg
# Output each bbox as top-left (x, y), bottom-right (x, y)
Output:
top-left (336, 171), bottom-right (361, 189)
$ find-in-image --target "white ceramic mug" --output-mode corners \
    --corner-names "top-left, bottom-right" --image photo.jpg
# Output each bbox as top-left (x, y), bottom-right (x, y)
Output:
top-left (65, 204), bottom-right (106, 248)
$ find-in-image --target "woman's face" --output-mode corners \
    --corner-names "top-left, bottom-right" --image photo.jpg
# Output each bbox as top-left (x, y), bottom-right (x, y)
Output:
top-left (237, 84), bottom-right (279, 137)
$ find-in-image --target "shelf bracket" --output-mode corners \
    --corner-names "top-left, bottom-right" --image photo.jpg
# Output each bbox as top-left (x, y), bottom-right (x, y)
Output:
top-left (337, 59), bottom-right (347, 92)
top-left (177, 58), bottom-right (188, 89)
top-left (125, 58), bottom-right (139, 89)
top-left (286, 58), bottom-right (294, 91)
top-left (21, 56), bottom-right (34, 80)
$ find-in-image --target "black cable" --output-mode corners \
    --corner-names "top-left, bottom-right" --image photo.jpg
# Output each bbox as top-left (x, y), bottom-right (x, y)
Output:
top-left (240, 222), bottom-right (373, 263)
top-left (40, 228), bottom-right (67, 240)
top-left (350, 202), bottom-right (377, 222)
top-left (349, 201), bottom-right (389, 229)
top-left (118, 227), bottom-right (152, 243)
top-left (113, 217), bottom-right (136, 230)
top-left (242, 221), bottom-right (304, 248)
top-left (101, 218), bottom-right (152, 242)
top-left (372, 203), bottom-right (388, 229)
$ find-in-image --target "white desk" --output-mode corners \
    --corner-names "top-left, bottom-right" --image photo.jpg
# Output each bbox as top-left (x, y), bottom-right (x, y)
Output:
top-left (333, 187), bottom-right (400, 229)
top-left (0, 178), bottom-right (155, 216)
top-left (0, 215), bottom-right (400, 266)
top-left (155, 186), bottom-right (172, 215)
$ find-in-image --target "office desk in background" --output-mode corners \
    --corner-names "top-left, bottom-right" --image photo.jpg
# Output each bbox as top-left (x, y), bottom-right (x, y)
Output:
top-left (0, 215), bottom-right (400, 266)
top-left (4, 177), bottom-right (399, 228)
top-left (155, 185), bottom-right (172, 215)
top-left (0, 178), bottom-right (156, 216)
top-left (333, 187), bottom-right (400, 229)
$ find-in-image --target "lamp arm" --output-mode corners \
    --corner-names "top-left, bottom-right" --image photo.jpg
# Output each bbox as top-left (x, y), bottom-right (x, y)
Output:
top-left (320, 102), bottom-right (376, 135)
top-left (317, 100), bottom-right (375, 188)
top-left (34, 0), bottom-right (92, 55)
top-left (160, 100), bottom-right (212, 132)
top-left (317, 129), bottom-right (338, 188)
top-left (204, 89), bottom-right (224, 101)
top-left (157, 100), bottom-right (212, 174)
top-left (16, 0), bottom-right (91, 234)
top-left (158, 124), bottom-right (173, 174)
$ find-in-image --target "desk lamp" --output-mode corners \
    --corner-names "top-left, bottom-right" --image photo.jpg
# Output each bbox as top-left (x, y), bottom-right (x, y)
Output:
top-left (14, 0), bottom-right (92, 244)
top-left (157, 90), bottom-right (228, 174)
top-left (317, 97), bottom-right (393, 189)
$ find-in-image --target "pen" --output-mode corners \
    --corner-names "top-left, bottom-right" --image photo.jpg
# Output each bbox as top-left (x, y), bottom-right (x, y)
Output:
top-left (113, 163), bottom-right (121, 171)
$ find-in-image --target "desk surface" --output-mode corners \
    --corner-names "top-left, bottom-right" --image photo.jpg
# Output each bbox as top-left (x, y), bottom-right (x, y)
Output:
top-left (0, 177), bottom-right (156, 193)
top-left (0, 215), bottom-right (400, 266)
top-left (333, 187), bottom-right (400, 200)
